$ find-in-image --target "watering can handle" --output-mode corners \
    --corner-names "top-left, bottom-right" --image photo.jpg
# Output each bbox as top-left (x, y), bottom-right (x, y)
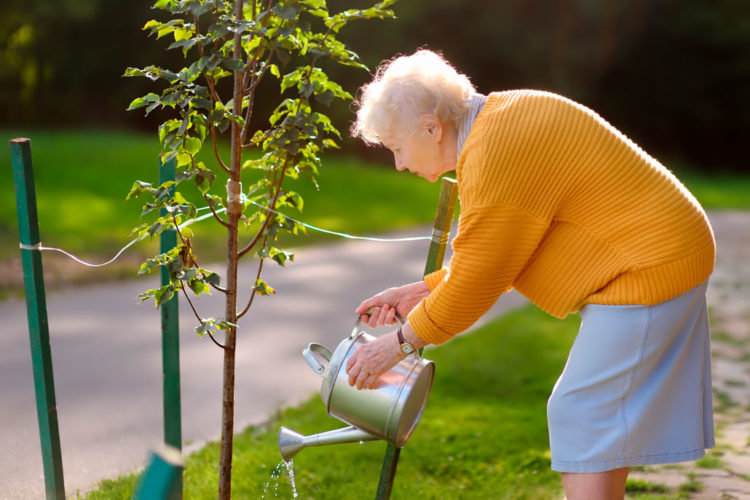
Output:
top-left (350, 307), bottom-right (405, 338)
top-left (303, 343), bottom-right (332, 375)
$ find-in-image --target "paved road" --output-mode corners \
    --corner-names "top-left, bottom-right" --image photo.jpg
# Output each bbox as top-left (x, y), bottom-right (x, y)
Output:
top-left (0, 226), bottom-right (527, 499)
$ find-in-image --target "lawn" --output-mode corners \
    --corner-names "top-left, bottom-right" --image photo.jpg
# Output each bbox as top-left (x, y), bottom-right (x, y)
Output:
top-left (82, 305), bottom-right (698, 499)
top-left (83, 305), bottom-right (576, 499)
top-left (1, 129), bottom-right (445, 264)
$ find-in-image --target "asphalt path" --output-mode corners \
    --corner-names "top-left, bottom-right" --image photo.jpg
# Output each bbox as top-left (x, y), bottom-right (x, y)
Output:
top-left (0, 226), bottom-right (527, 499)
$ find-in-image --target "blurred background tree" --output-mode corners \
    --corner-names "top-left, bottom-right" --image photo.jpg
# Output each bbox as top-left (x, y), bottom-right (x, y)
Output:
top-left (2, 0), bottom-right (748, 171)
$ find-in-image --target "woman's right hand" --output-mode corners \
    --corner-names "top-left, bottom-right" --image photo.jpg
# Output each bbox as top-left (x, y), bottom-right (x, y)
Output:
top-left (355, 281), bottom-right (431, 328)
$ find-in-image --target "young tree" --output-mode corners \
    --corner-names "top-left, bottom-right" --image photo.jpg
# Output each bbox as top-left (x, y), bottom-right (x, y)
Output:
top-left (124, 0), bottom-right (396, 496)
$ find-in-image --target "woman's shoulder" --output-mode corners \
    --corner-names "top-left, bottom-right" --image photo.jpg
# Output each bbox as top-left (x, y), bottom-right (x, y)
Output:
top-left (485, 89), bottom-right (586, 113)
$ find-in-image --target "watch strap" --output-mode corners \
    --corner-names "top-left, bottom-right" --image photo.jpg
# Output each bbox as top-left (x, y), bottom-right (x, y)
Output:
top-left (397, 326), bottom-right (406, 344)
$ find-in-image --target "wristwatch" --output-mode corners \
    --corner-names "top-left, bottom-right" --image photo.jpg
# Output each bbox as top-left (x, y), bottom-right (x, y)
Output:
top-left (396, 327), bottom-right (416, 355)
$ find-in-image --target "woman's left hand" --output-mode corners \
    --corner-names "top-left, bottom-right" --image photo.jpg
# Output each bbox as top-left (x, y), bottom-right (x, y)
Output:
top-left (346, 330), bottom-right (406, 390)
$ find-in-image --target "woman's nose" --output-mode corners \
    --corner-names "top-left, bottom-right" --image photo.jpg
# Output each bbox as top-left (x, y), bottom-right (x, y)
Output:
top-left (394, 153), bottom-right (406, 171)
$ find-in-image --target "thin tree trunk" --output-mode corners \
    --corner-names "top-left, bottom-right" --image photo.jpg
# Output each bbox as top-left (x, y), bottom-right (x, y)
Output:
top-left (218, 0), bottom-right (245, 497)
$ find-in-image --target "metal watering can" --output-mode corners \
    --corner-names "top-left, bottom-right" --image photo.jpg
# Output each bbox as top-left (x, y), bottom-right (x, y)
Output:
top-left (278, 317), bottom-right (435, 462)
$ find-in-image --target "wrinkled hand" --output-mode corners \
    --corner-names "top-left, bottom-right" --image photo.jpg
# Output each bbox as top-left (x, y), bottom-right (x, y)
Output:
top-left (355, 281), bottom-right (430, 328)
top-left (346, 331), bottom-right (405, 390)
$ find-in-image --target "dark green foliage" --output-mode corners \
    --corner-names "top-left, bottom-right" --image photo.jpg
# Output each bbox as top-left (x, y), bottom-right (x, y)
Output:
top-left (2, 0), bottom-right (749, 170)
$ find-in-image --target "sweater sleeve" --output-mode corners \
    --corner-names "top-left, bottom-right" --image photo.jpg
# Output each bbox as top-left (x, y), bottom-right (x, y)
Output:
top-left (408, 202), bottom-right (549, 345)
top-left (423, 268), bottom-right (448, 291)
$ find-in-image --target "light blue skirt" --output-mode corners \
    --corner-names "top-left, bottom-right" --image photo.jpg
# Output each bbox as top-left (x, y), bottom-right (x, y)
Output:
top-left (547, 281), bottom-right (714, 473)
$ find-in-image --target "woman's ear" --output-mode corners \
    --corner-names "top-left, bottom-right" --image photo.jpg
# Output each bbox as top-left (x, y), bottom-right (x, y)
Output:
top-left (419, 114), bottom-right (443, 141)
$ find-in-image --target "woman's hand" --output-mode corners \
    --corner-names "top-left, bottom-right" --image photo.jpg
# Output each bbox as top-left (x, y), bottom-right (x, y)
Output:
top-left (346, 323), bottom-right (429, 390)
top-left (355, 281), bottom-right (430, 328)
top-left (346, 330), bottom-right (405, 389)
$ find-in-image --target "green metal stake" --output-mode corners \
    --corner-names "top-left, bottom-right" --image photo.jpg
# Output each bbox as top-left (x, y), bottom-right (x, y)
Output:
top-left (375, 177), bottom-right (459, 499)
top-left (9, 138), bottom-right (65, 500)
top-left (159, 158), bottom-right (182, 496)
top-left (133, 445), bottom-right (184, 500)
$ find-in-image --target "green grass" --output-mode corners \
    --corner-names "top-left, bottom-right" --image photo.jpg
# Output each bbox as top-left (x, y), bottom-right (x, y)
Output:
top-left (676, 169), bottom-right (750, 210)
top-left (81, 305), bottom-right (577, 499)
top-left (694, 455), bottom-right (723, 469)
top-left (625, 478), bottom-right (669, 494)
top-left (0, 129), bottom-right (445, 264)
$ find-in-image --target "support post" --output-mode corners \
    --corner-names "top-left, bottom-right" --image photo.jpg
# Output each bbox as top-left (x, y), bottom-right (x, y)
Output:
top-left (133, 446), bottom-right (184, 500)
top-left (159, 158), bottom-right (182, 497)
top-left (375, 177), bottom-right (459, 499)
top-left (9, 138), bottom-right (65, 499)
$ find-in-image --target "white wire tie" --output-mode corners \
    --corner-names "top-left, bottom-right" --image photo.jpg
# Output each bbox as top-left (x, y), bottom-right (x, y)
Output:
top-left (19, 242), bottom-right (43, 251)
top-left (430, 228), bottom-right (449, 245)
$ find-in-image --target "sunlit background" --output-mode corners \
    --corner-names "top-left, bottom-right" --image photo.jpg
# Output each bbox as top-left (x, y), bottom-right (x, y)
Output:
top-left (1, 0), bottom-right (748, 287)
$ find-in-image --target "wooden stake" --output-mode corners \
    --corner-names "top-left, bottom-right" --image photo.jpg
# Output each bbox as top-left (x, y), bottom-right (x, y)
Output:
top-left (375, 177), bottom-right (459, 499)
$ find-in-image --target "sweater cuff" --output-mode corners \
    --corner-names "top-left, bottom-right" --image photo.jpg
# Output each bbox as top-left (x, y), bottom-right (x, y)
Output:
top-left (423, 268), bottom-right (448, 291)
top-left (408, 300), bottom-right (454, 345)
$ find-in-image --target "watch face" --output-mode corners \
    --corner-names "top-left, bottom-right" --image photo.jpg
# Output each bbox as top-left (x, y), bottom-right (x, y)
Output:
top-left (400, 343), bottom-right (414, 354)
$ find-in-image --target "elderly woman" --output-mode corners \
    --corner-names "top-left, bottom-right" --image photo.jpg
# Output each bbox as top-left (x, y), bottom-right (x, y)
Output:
top-left (344, 50), bottom-right (715, 499)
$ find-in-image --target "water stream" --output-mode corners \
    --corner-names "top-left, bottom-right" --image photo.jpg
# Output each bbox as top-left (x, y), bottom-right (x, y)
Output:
top-left (261, 460), bottom-right (299, 499)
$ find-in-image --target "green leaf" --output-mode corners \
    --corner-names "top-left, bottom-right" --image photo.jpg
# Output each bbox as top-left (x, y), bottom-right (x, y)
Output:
top-left (314, 89), bottom-right (334, 106)
top-left (272, 4), bottom-right (300, 20)
top-left (275, 48), bottom-right (292, 66)
top-left (222, 57), bottom-right (245, 72)
top-left (126, 180), bottom-right (152, 200)
top-left (184, 135), bottom-right (202, 155)
top-left (127, 93), bottom-right (159, 111)
top-left (271, 248), bottom-right (294, 266)
top-left (152, 0), bottom-right (173, 9)
top-left (253, 279), bottom-right (276, 295)
top-left (175, 151), bottom-right (192, 168)
top-left (148, 221), bottom-right (164, 238)
top-left (194, 167), bottom-right (215, 194)
top-left (168, 38), bottom-right (200, 54)
top-left (143, 19), bottom-right (161, 31)
top-left (195, 319), bottom-right (216, 337)
top-left (188, 278), bottom-right (210, 296)
top-left (154, 284), bottom-right (176, 307)
top-left (138, 258), bottom-right (159, 275)
top-left (204, 272), bottom-right (222, 287)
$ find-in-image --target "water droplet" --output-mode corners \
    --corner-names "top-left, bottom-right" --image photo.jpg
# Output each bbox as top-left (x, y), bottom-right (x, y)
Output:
top-left (261, 461), bottom-right (288, 498)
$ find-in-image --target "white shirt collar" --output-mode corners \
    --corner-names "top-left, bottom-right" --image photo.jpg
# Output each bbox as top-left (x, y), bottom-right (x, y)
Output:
top-left (456, 93), bottom-right (488, 156)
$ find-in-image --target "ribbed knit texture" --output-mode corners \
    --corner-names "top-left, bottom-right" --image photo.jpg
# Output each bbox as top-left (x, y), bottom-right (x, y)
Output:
top-left (409, 90), bottom-right (715, 345)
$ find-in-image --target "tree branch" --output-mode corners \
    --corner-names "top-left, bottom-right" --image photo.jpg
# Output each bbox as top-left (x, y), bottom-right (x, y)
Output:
top-left (211, 123), bottom-right (232, 175)
top-left (203, 193), bottom-right (231, 228)
top-left (237, 254), bottom-right (265, 319)
top-left (180, 284), bottom-right (226, 350)
top-left (193, 14), bottom-right (231, 176)
top-left (239, 51), bottom-right (273, 146)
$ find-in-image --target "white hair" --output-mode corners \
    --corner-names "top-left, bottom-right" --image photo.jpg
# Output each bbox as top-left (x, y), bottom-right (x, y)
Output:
top-left (351, 50), bottom-right (476, 144)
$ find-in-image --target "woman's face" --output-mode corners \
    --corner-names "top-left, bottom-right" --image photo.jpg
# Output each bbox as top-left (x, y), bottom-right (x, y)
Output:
top-left (382, 115), bottom-right (457, 182)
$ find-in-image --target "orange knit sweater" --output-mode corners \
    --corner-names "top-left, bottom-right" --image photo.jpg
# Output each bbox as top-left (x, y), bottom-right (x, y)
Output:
top-left (408, 90), bottom-right (715, 345)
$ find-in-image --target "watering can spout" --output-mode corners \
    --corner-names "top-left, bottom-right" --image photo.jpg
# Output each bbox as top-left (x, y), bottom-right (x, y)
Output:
top-left (278, 427), bottom-right (306, 462)
top-left (278, 425), bottom-right (379, 462)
